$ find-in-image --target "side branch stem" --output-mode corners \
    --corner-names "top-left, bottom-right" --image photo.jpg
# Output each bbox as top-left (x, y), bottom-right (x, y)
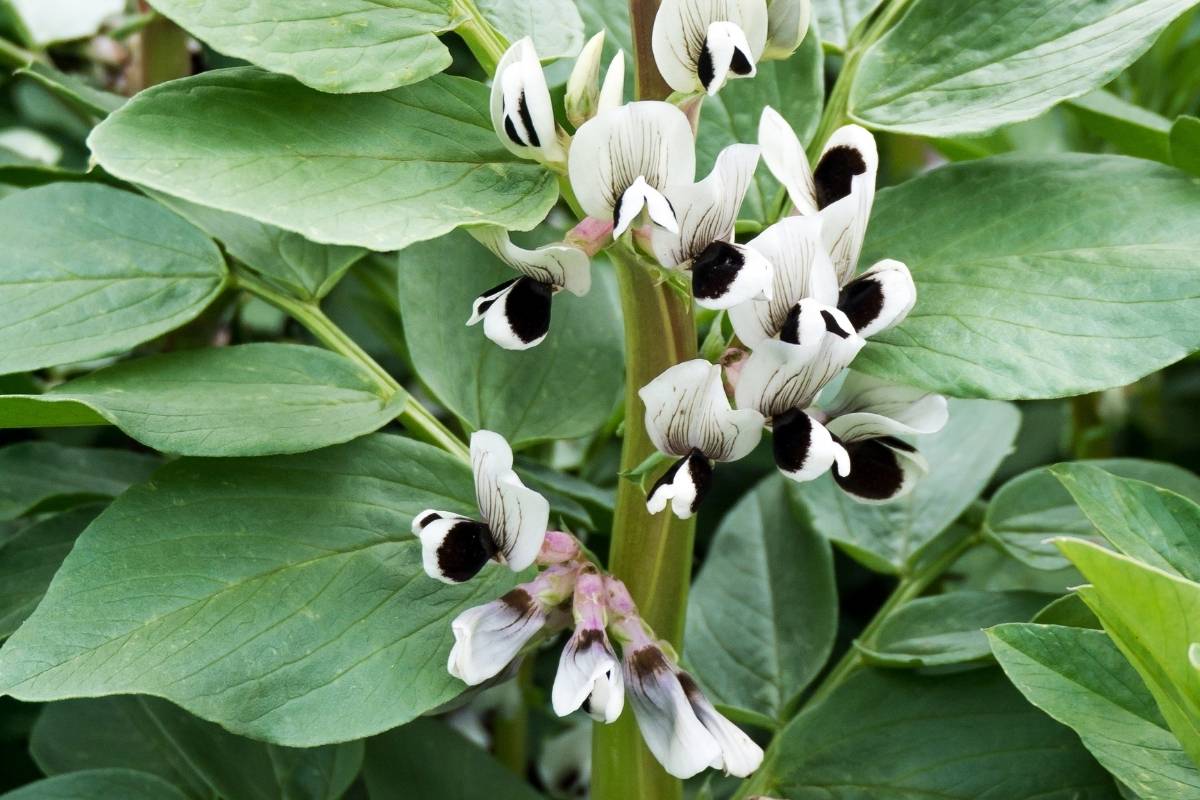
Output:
top-left (452, 0), bottom-right (509, 76)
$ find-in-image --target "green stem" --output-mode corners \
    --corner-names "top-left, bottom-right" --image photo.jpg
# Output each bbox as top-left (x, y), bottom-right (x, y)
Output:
top-left (493, 659), bottom-right (532, 775)
top-left (452, 0), bottom-right (509, 76)
top-left (233, 272), bottom-right (470, 462)
top-left (591, 247), bottom-right (697, 800)
top-left (0, 36), bottom-right (42, 69)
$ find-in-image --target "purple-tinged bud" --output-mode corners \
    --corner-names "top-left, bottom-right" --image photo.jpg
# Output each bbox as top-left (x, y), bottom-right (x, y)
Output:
top-left (565, 217), bottom-right (615, 257)
top-left (537, 530), bottom-right (583, 566)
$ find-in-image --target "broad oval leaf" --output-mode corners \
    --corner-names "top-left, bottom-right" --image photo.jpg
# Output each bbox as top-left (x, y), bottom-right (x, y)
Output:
top-left (813, 0), bottom-right (881, 49)
top-left (990, 624), bottom-right (1200, 800)
top-left (397, 231), bottom-right (623, 447)
top-left (1, 344), bottom-right (403, 457)
top-left (0, 769), bottom-right (188, 800)
top-left (0, 183), bottom-right (227, 375)
top-left (478, 0), bottom-right (585, 59)
top-left (145, 0), bottom-right (456, 94)
top-left (0, 434), bottom-right (521, 746)
top-left (88, 69), bottom-right (560, 252)
top-left (0, 442), bottom-right (159, 521)
top-left (1066, 90), bottom-right (1173, 164)
top-left (685, 475), bottom-right (837, 724)
top-left (856, 155), bottom-right (1200, 399)
top-left (850, 0), bottom-right (1196, 136)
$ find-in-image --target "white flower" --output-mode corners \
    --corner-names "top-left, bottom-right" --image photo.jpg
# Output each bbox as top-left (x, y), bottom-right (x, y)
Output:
top-left (639, 359), bottom-right (764, 518)
top-left (569, 101), bottom-right (696, 238)
top-left (762, 0), bottom-right (812, 60)
top-left (465, 226), bottom-right (591, 350)
top-left (414, 430), bottom-right (549, 583)
top-left (652, 0), bottom-right (769, 95)
top-left (566, 31), bottom-right (626, 128)
top-left (676, 671), bottom-right (764, 777)
top-left (491, 38), bottom-right (563, 164)
top-left (552, 568), bottom-right (624, 723)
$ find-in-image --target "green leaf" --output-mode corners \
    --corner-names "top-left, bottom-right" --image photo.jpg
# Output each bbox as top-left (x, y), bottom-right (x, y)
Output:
top-left (149, 191), bottom-right (365, 302)
top-left (685, 475), bottom-right (837, 723)
top-left (144, 0), bottom-right (455, 93)
top-left (0, 505), bottom-right (102, 639)
top-left (0, 344), bottom-right (403, 457)
top-left (577, 0), bottom-right (633, 81)
top-left (759, 668), bottom-right (1120, 799)
top-left (990, 624), bottom-right (1200, 800)
top-left (32, 696), bottom-right (363, 800)
top-left (985, 459), bottom-right (1200, 570)
top-left (696, 28), bottom-right (823, 223)
top-left (397, 232), bottom-right (622, 447)
top-left (856, 155), bottom-right (1200, 399)
top-left (850, 0), bottom-right (1196, 136)
top-left (791, 399), bottom-right (1019, 574)
top-left (16, 63), bottom-right (125, 118)
top-left (1059, 538), bottom-right (1200, 767)
top-left (1171, 115), bottom-right (1200, 176)
top-left (0, 769), bottom-right (188, 800)
top-left (477, 0), bottom-right (584, 59)
top-left (0, 434), bottom-right (522, 746)
top-left (0, 442), bottom-right (158, 520)
top-left (860, 590), bottom-right (1050, 668)
top-left (1031, 593), bottom-right (1101, 629)
top-left (0, 183), bottom-right (228, 375)
top-left (812, 0), bottom-right (881, 49)
top-left (1053, 463), bottom-right (1200, 582)
top-left (88, 68), bottom-right (559, 252)
top-left (1065, 90), bottom-right (1172, 163)
top-left (363, 719), bottom-right (541, 800)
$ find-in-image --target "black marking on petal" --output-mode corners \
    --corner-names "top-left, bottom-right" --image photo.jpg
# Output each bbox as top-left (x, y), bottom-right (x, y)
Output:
top-left (502, 99), bottom-right (526, 147)
top-left (879, 434), bottom-right (917, 453)
top-left (437, 519), bottom-right (497, 583)
top-left (504, 277), bottom-right (554, 344)
top-left (780, 304), bottom-right (803, 345)
top-left (577, 627), bottom-right (605, 648)
top-left (692, 241), bottom-right (744, 302)
top-left (821, 310), bottom-right (851, 338)
top-left (697, 43), bottom-right (716, 90)
top-left (500, 586), bottom-right (534, 615)
top-left (772, 410), bottom-right (814, 474)
top-left (814, 145), bottom-right (867, 210)
top-left (838, 275), bottom-right (884, 333)
top-left (730, 47), bottom-right (753, 75)
top-left (630, 645), bottom-right (671, 679)
top-left (414, 511), bottom-right (442, 530)
top-left (684, 450), bottom-right (713, 515)
top-left (517, 92), bottom-right (540, 148)
top-left (675, 670), bottom-right (704, 701)
top-left (475, 278), bottom-right (518, 316)
top-left (613, 189), bottom-right (627, 230)
top-left (834, 438), bottom-right (906, 501)
top-left (649, 455), bottom-right (686, 498)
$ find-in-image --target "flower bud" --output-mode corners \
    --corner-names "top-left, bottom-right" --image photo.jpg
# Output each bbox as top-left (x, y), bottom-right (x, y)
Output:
top-left (566, 31), bottom-right (606, 128)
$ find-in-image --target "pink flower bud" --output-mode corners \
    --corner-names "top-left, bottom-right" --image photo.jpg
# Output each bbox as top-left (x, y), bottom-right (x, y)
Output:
top-left (565, 217), bottom-right (615, 257)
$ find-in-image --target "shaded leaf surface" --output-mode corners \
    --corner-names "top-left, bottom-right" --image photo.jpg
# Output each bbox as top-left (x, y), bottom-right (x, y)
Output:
top-left (0, 442), bottom-right (158, 520)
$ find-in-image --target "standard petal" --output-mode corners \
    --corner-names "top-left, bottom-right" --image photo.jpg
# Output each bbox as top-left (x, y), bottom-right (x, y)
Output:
top-left (471, 430), bottom-right (550, 571)
top-left (677, 671), bottom-right (764, 776)
top-left (646, 450), bottom-right (713, 519)
top-left (652, 0), bottom-right (769, 94)
top-left (624, 645), bottom-right (722, 779)
top-left (834, 436), bottom-right (928, 503)
top-left (652, 143), bottom-right (760, 268)
top-left (569, 101), bottom-right (696, 228)
top-left (838, 258), bottom-right (915, 337)
top-left (824, 372), bottom-right (949, 442)
top-left (772, 408), bottom-right (850, 483)
top-left (758, 106), bottom-right (817, 215)
top-left (814, 124), bottom-right (878, 284)
top-left (470, 226), bottom-right (592, 296)
top-left (552, 628), bottom-right (625, 722)
top-left (763, 0), bottom-right (812, 59)
top-left (419, 517), bottom-right (497, 584)
top-left (491, 38), bottom-right (562, 162)
top-left (448, 587), bottom-right (547, 685)
top-left (467, 276), bottom-right (554, 351)
top-left (692, 241), bottom-right (774, 310)
top-left (728, 215), bottom-right (838, 346)
top-left (640, 359), bottom-right (765, 461)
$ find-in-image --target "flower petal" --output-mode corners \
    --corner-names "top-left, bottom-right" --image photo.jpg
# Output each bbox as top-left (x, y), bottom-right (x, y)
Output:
top-left (640, 359), bottom-right (765, 461)
top-left (838, 258), bottom-right (915, 337)
top-left (566, 31), bottom-right (606, 128)
top-left (758, 106), bottom-right (817, 215)
top-left (471, 430), bottom-right (549, 571)
top-left (728, 215), bottom-right (838, 346)
top-left (824, 372), bottom-right (949, 442)
top-left (419, 517), bottom-right (497, 584)
top-left (490, 38), bottom-right (562, 162)
top-left (569, 101), bottom-right (696, 228)
top-left (677, 671), bottom-right (764, 776)
top-left (652, 0), bottom-right (769, 94)
top-left (614, 175), bottom-right (680, 238)
top-left (411, 508), bottom-right (467, 536)
top-left (652, 143), bottom-right (760, 268)
top-left (763, 0), bottom-right (812, 59)
top-left (552, 628), bottom-right (624, 722)
top-left (624, 645), bottom-right (722, 779)
top-left (448, 587), bottom-right (547, 685)
top-left (598, 50), bottom-right (626, 115)
top-left (692, 241), bottom-right (774, 310)
top-left (833, 437), bottom-right (928, 503)
top-left (772, 408), bottom-right (849, 483)
top-left (467, 276), bottom-right (554, 350)
top-left (470, 226), bottom-right (592, 296)
top-left (646, 450), bottom-right (713, 519)
top-left (814, 124), bottom-right (878, 284)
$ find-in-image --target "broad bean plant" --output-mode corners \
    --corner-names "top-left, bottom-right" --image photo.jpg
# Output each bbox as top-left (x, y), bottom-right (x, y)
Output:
top-left (0, 0), bottom-right (1199, 799)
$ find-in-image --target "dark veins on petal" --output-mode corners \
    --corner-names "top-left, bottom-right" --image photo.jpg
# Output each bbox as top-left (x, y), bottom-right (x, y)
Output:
top-left (838, 275), bottom-right (884, 332)
top-left (772, 409), bottom-right (814, 474)
top-left (692, 241), bottom-right (744, 301)
top-left (505, 277), bottom-right (554, 344)
top-left (834, 437), bottom-right (913, 501)
top-left (437, 519), bottom-right (498, 583)
top-left (814, 145), bottom-right (866, 210)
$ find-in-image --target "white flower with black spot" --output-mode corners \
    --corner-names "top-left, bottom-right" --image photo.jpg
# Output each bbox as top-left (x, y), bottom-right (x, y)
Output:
top-left (652, 0), bottom-right (769, 96)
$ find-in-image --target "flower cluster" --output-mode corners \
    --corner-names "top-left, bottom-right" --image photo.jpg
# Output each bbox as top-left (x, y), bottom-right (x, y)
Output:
top-left (414, 433), bottom-right (762, 779)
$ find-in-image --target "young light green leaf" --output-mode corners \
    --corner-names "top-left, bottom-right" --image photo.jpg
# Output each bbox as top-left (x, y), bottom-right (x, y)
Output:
top-left (0, 183), bottom-right (227, 375)
top-left (0, 434), bottom-right (522, 746)
top-left (1065, 90), bottom-right (1172, 164)
top-left (850, 0), bottom-right (1196, 136)
top-left (0, 769), bottom-right (188, 800)
top-left (1171, 115), bottom-right (1200, 176)
top-left (990, 624), bottom-right (1200, 800)
top-left (759, 668), bottom-right (1120, 799)
top-left (1058, 538), bottom-right (1200, 767)
top-left (791, 399), bottom-right (1018, 574)
top-left (685, 475), bottom-right (837, 723)
top-left (88, 69), bottom-right (559, 252)
top-left (859, 591), bottom-right (1050, 668)
top-left (984, 459), bottom-right (1200, 570)
top-left (812, 0), bottom-right (881, 49)
top-left (397, 232), bottom-right (622, 447)
top-left (0, 344), bottom-right (403, 457)
top-left (856, 155), bottom-right (1200, 399)
top-left (144, 0), bottom-right (456, 93)
top-left (0, 442), bottom-right (158, 521)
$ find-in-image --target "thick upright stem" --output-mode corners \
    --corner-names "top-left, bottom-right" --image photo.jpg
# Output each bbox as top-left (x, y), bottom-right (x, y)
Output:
top-left (127, 1), bottom-right (191, 92)
top-left (592, 249), bottom-right (697, 800)
top-left (628, 0), bottom-right (672, 100)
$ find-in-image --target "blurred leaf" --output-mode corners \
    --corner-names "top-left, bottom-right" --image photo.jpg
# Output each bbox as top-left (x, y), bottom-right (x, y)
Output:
top-left (812, 0), bottom-right (882, 49)
top-left (1066, 90), bottom-right (1172, 163)
top-left (0, 434), bottom-right (521, 746)
top-left (16, 64), bottom-right (124, 119)
top-left (6, 0), bottom-right (123, 46)
top-left (686, 475), bottom-right (837, 723)
top-left (0, 769), bottom-right (187, 800)
top-left (1171, 115), bottom-right (1200, 176)
top-left (0, 442), bottom-right (157, 521)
